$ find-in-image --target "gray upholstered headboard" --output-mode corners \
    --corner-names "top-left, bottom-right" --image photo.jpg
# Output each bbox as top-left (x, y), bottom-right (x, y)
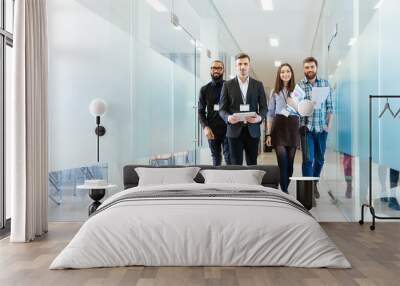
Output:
top-left (123, 165), bottom-right (280, 189)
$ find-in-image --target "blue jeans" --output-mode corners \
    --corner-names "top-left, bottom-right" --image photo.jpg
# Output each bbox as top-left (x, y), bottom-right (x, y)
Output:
top-left (208, 137), bottom-right (231, 166)
top-left (301, 130), bottom-right (328, 177)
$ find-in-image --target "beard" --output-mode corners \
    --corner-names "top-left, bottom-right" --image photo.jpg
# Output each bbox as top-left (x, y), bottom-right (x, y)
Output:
top-left (211, 73), bottom-right (223, 82)
top-left (305, 71), bottom-right (316, 80)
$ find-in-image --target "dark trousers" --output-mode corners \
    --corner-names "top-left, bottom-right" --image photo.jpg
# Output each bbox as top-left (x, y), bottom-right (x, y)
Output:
top-left (378, 167), bottom-right (399, 189)
top-left (390, 169), bottom-right (399, 188)
top-left (300, 130), bottom-right (328, 177)
top-left (208, 137), bottom-right (231, 166)
top-left (228, 127), bottom-right (259, 166)
top-left (275, 146), bottom-right (296, 193)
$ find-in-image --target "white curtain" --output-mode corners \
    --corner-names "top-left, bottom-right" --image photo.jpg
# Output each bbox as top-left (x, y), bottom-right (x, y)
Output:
top-left (9, 0), bottom-right (48, 242)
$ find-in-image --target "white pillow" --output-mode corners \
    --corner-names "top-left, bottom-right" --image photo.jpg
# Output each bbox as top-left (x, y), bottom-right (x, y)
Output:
top-left (200, 169), bottom-right (266, 185)
top-left (135, 167), bottom-right (200, 186)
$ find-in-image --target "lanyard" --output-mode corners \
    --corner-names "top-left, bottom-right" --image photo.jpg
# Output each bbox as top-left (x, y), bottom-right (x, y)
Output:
top-left (237, 77), bottom-right (249, 104)
top-left (282, 89), bottom-right (289, 104)
top-left (240, 89), bottom-right (247, 104)
top-left (239, 81), bottom-right (248, 104)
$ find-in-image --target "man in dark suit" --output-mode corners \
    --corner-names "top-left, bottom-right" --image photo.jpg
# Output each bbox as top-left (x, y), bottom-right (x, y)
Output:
top-left (198, 60), bottom-right (230, 166)
top-left (219, 53), bottom-right (267, 165)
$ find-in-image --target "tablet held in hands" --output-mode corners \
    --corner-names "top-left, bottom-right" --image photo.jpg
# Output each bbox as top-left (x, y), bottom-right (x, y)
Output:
top-left (232, 111), bottom-right (257, 122)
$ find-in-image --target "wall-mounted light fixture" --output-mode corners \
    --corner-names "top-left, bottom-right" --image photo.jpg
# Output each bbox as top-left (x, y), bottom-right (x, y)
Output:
top-left (89, 98), bottom-right (107, 163)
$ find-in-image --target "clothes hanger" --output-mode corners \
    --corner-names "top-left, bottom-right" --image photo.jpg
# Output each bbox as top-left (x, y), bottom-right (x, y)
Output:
top-left (393, 107), bottom-right (400, 118)
top-left (378, 98), bottom-right (395, 118)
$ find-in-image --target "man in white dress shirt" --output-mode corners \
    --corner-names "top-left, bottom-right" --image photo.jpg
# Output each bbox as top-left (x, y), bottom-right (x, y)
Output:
top-left (219, 53), bottom-right (267, 165)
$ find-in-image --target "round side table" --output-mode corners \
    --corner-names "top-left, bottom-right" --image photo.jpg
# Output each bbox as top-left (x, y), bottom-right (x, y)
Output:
top-left (289, 177), bottom-right (319, 210)
top-left (77, 184), bottom-right (117, 215)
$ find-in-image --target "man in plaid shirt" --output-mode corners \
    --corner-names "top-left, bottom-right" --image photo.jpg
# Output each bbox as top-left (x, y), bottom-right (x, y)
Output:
top-left (298, 57), bottom-right (333, 200)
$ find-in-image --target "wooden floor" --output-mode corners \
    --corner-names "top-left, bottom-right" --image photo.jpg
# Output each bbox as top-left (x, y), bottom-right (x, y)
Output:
top-left (0, 222), bottom-right (399, 286)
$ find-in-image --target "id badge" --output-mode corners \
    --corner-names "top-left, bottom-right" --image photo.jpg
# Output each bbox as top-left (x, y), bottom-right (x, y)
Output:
top-left (281, 108), bottom-right (290, 117)
top-left (240, 104), bottom-right (250, 112)
top-left (213, 104), bottom-right (220, 111)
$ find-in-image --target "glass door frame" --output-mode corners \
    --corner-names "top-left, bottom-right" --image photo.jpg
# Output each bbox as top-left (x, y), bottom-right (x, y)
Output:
top-left (0, 0), bottom-right (14, 230)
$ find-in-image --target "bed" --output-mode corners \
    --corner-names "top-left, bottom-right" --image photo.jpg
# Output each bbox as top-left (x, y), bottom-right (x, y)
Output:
top-left (50, 165), bottom-right (350, 269)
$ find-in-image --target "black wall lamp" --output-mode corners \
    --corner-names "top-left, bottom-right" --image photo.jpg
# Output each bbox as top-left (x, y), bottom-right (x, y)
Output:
top-left (89, 98), bottom-right (107, 162)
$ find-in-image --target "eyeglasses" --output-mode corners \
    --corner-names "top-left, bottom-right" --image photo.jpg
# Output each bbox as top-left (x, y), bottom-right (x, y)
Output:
top-left (211, 66), bottom-right (223, 70)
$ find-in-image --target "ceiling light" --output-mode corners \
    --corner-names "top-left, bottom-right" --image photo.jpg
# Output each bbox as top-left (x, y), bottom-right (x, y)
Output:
top-left (173, 24), bottom-right (182, 30)
top-left (337, 61), bottom-right (342, 67)
top-left (171, 13), bottom-right (182, 30)
top-left (274, 60), bottom-right (281, 67)
top-left (269, 38), bottom-right (279, 47)
top-left (146, 0), bottom-right (168, 12)
top-left (191, 40), bottom-right (203, 49)
top-left (261, 0), bottom-right (274, 11)
top-left (374, 0), bottom-right (384, 9)
top-left (348, 37), bottom-right (357, 46)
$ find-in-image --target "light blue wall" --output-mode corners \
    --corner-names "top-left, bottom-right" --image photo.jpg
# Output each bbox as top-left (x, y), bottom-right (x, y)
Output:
top-left (48, 0), bottom-right (242, 190)
top-left (48, 0), bottom-right (132, 185)
top-left (313, 0), bottom-right (399, 162)
top-left (378, 0), bottom-right (400, 170)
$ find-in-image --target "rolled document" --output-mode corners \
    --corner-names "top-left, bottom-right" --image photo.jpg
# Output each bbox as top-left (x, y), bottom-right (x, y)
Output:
top-left (298, 100), bottom-right (315, 116)
top-left (287, 84), bottom-right (314, 116)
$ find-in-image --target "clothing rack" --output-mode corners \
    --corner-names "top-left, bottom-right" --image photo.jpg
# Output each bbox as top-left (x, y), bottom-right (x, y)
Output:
top-left (359, 95), bottom-right (400, 230)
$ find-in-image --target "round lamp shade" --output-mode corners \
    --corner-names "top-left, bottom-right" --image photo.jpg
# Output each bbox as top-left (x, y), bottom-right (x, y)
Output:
top-left (89, 98), bottom-right (107, 117)
top-left (298, 100), bottom-right (315, 117)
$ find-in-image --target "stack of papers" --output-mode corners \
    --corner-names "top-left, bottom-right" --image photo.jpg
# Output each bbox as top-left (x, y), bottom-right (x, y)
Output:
top-left (311, 87), bottom-right (329, 110)
top-left (286, 85), bottom-right (330, 116)
top-left (287, 84), bottom-right (306, 114)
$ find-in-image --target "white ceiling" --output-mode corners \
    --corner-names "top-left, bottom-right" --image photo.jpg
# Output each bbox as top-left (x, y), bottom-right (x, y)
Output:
top-left (213, 0), bottom-right (324, 88)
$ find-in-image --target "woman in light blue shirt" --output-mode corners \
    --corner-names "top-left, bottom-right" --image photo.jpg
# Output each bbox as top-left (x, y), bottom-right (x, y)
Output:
top-left (266, 63), bottom-right (300, 193)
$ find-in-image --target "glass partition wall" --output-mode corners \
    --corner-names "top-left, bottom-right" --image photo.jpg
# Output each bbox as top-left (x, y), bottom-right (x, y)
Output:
top-left (312, 0), bottom-right (400, 221)
top-left (47, 0), bottom-right (241, 221)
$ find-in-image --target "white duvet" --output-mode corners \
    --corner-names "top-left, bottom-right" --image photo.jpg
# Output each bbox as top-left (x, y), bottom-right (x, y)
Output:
top-left (50, 183), bottom-right (351, 269)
